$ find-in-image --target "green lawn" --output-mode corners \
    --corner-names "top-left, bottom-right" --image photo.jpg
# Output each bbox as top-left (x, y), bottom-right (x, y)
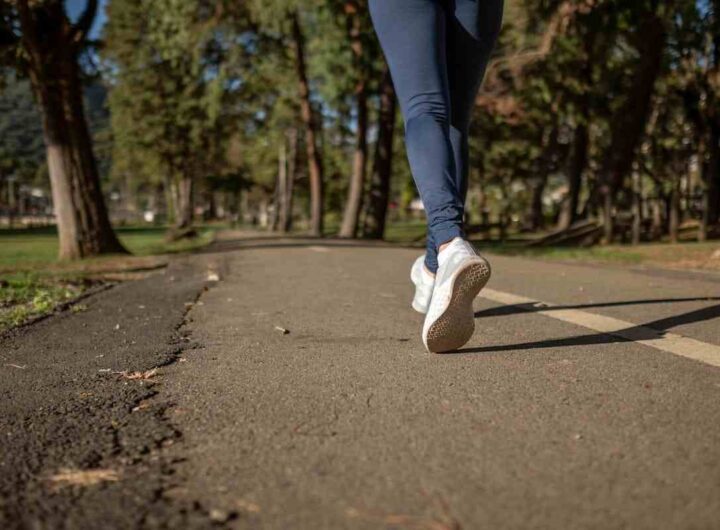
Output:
top-left (0, 225), bottom-right (217, 332)
top-left (0, 225), bottom-right (216, 270)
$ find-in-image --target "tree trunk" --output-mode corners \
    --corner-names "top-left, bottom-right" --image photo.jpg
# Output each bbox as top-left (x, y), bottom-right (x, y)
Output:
top-left (363, 69), bottom-right (397, 239)
top-left (597, 12), bottom-right (667, 243)
top-left (557, 123), bottom-right (588, 230)
top-left (526, 123), bottom-right (558, 231)
top-left (650, 198), bottom-right (664, 241)
top-left (339, 87), bottom-right (368, 238)
top-left (669, 177), bottom-right (680, 243)
top-left (18, 0), bottom-right (125, 260)
top-left (631, 169), bottom-right (642, 245)
top-left (526, 176), bottom-right (547, 231)
top-left (339, 3), bottom-right (369, 238)
top-left (175, 174), bottom-right (194, 231)
top-left (270, 141), bottom-right (286, 232)
top-left (281, 128), bottom-right (299, 233)
top-left (290, 12), bottom-right (324, 237)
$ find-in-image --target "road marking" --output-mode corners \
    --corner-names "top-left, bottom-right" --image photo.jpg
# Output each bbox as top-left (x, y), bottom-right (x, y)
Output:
top-left (480, 288), bottom-right (720, 369)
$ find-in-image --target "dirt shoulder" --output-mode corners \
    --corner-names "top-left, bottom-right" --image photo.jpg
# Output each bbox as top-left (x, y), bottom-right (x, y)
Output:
top-left (0, 255), bottom-right (220, 530)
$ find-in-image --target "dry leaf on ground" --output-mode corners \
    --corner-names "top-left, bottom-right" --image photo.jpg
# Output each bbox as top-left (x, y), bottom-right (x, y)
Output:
top-left (48, 468), bottom-right (120, 490)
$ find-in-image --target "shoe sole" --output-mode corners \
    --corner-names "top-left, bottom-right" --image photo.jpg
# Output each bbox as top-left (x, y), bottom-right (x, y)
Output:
top-left (425, 258), bottom-right (491, 353)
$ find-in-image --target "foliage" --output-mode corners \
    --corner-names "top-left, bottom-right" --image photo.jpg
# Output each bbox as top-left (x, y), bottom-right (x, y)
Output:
top-left (2, 0), bottom-right (720, 247)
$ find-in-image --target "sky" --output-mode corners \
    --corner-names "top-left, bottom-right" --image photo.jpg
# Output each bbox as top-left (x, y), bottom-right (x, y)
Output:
top-left (65, 0), bottom-right (108, 40)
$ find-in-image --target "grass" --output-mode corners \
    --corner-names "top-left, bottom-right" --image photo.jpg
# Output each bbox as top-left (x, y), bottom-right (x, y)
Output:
top-left (378, 221), bottom-right (719, 270)
top-left (353, 220), bottom-right (720, 272)
top-left (482, 240), bottom-right (720, 270)
top-left (0, 273), bottom-right (95, 332)
top-left (384, 220), bottom-right (427, 243)
top-left (0, 225), bottom-right (218, 333)
top-left (482, 242), bottom-right (645, 264)
top-left (0, 225), bottom-right (215, 270)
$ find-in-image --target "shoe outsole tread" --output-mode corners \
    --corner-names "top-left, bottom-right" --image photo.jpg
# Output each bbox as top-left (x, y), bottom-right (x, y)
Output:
top-left (425, 258), bottom-right (491, 353)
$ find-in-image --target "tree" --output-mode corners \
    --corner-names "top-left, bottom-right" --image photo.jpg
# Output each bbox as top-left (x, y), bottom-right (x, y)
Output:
top-left (103, 0), bottom-right (232, 238)
top-left (0, 0), bottom-right (126, 259)
top-left (363, 68), bottom-right (397, 239)
top-left (289, 10), bottom-right (325, 236)
top-left (338, 0), bottom-right (370, 238)
top-left (596, 2), bottom-right (671, 243)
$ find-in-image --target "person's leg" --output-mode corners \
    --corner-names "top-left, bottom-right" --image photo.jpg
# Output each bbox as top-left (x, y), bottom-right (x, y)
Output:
top-left (369, 0), bottom-right (463, 274)
top-left (446, 0), bottom-right (504, 204)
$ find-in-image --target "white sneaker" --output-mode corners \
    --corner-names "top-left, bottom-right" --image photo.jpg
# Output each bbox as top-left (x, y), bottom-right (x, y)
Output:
top-left (410, 254), bottom-right (435, 314)
top-left (422, 238), bottom-right (491, 353)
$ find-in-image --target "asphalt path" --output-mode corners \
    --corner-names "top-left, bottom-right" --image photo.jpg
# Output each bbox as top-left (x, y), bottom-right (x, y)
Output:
top-left (2, 236), bottom-right (720, 529)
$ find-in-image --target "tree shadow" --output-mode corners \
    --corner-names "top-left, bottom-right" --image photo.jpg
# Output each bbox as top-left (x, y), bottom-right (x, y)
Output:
top-left (456, 299), bottom-right (720, 354)
top-left (198, 234), bottom-right (424, 255)
top-left (474, 297), bottom-right (720, 319)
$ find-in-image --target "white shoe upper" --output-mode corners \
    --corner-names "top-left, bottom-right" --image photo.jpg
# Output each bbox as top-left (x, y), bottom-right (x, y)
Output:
top-left (422, 238), bottom-right (486, 349)
top-left (410, 254), bottom-right (435, 314)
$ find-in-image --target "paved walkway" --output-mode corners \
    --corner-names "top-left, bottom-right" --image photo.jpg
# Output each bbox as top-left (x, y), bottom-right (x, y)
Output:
top-left (2, 236), bottom-right (720, 529)
top-left (167, 238), bottom-right (720, 529)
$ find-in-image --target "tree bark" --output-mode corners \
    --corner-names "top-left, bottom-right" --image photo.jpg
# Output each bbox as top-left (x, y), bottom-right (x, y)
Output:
top-left (557, 122), bottom-right (588, 230)
top-left (526, 176), bottom-right (547, 231)
top-left (363, 69), bottom-right (397, 239)
top-left (339, 2), bottom-right (369, 238)
top-left (598, 12), bottom-right (667, 243)
top-left (526, 123), bottom-right (558, 231)
top-left (175, 174), bottom-right (194, 231)
top-left (631, 169), bottom-right (642, 245)
top-left (270, 141), bottom-right (286, 232)
top-left (18, 0), bottom-right (126, 260)
top-left (290, 11), bottom-right (324, 237)
top-left (280, 128), bottom-right (299, 233)
top-left (669, 177), bottom-right (680, 243)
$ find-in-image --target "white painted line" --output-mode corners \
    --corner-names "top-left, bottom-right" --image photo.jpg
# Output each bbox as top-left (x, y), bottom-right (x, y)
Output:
top-left (480, 288), bottom-right (720, 369)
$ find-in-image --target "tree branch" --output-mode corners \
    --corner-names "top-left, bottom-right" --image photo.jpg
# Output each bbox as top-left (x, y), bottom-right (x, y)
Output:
top-left (71, 0), bottom-right (97, 44)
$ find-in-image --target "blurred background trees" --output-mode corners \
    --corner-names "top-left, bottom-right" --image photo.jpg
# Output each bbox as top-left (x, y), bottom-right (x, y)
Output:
top-left (1, 0), bottom-right (719, 259)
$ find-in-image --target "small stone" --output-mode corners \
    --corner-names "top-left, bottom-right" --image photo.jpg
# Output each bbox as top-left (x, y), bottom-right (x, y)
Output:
top-left (209, 509), bottom-right (231, 523)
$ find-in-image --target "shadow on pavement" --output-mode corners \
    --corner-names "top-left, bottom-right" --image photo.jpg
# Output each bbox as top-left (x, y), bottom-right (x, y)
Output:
top-left (474, 297), bottom-right (720, 318)
top-left (459, 299), bottom-right (720, 354)
top-left (198, 235), bottom-right (424, 255)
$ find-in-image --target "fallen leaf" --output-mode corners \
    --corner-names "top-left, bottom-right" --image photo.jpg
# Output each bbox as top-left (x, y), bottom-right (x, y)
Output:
top-left (48, 468), bottom-right (119, 490)
top-left (116, 368), bottom-right (159, 380)
top-left (5, 363), bottom-right (27, 370)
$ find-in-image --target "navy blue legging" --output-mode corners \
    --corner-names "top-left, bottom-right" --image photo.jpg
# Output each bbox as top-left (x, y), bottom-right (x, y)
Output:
top-left (369, 0), bottom-right (503, 272)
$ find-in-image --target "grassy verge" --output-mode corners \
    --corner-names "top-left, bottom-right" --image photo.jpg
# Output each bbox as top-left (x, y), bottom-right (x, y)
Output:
top-left (321, 219), bottom-right (719, 271)
top-left (483, 240), bottom-right (720, 270)
top-left (0, 273), bottom-right (99, 332)
top-left (0, 225), bottom-right (218, 333)
top-left (378, 221), bottom-right (719, 271)
top-left (0, 225), bottom-right (216, 271)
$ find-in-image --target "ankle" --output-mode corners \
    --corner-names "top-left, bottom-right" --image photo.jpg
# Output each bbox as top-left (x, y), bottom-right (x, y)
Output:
top-left (438, 237), bottom-right (462, 254)
top-left (423, 264), bottom-right (436, 278)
